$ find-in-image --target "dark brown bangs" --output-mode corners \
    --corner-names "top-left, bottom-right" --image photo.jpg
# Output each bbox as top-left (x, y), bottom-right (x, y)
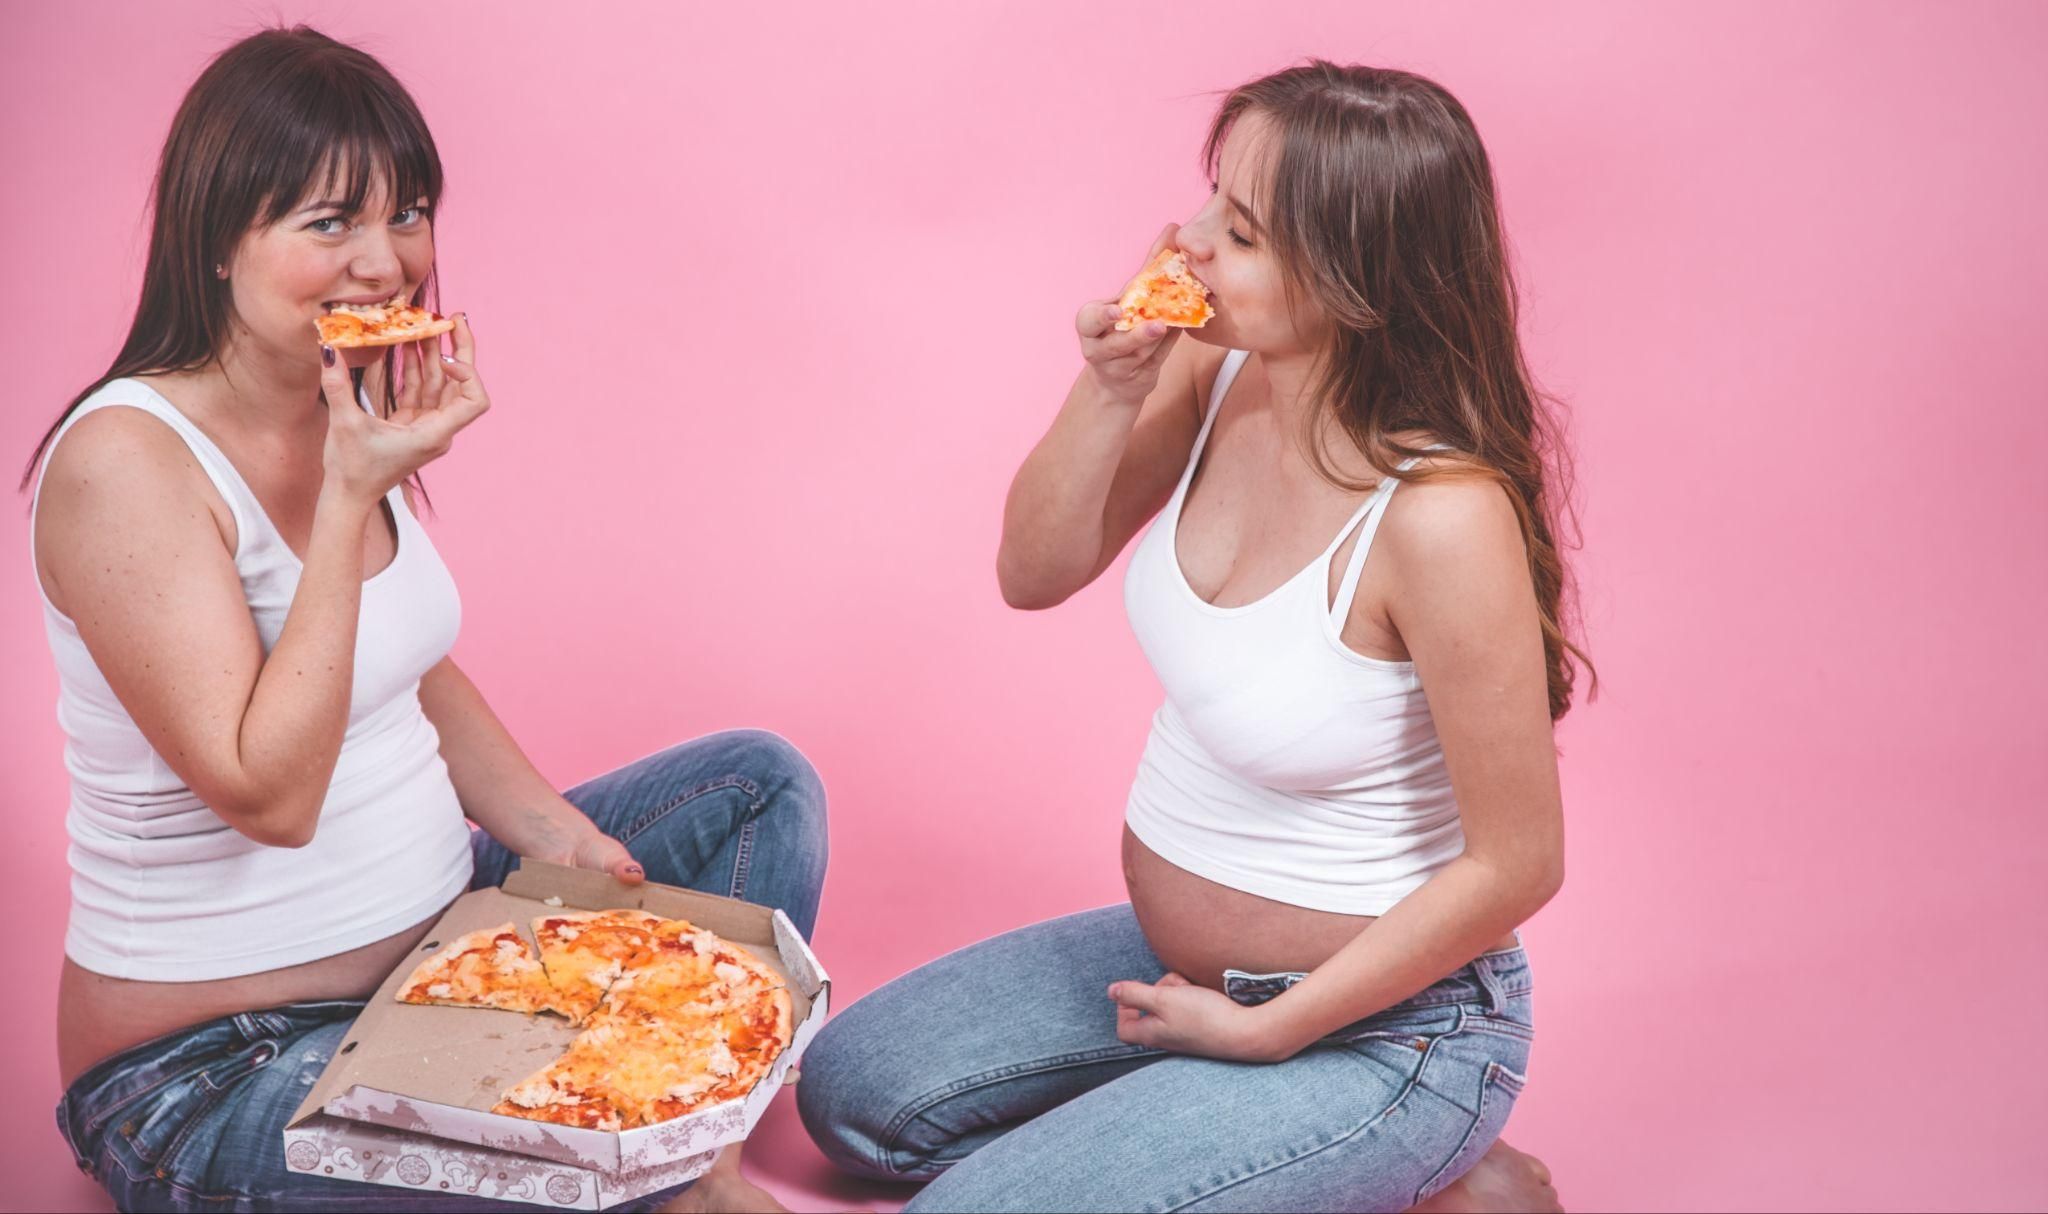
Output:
top-left (259, 61), bottom-right (443, 227)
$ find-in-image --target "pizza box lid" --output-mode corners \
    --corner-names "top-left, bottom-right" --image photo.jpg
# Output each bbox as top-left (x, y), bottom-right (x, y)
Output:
top-left (284, 859), bottom-right (830, 1175)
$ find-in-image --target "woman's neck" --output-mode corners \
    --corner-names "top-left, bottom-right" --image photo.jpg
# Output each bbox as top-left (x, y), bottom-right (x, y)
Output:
top-left (1251, 344), bottom-right (1418, 480)
top-left (166, 333), bottom-right (335, 440)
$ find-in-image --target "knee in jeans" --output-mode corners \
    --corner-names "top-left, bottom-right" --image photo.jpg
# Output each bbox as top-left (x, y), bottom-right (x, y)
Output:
top-left (725, 729), bottom-right (827, 831)
top-left (795, 1016), bottom-right (902, 1178)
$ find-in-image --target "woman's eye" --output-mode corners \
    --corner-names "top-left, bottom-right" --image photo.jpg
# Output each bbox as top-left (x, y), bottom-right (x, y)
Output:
top-left (392, 207), bottom-right (429, 227)
top-left (309, 216), bottom-right (348, 235)
top-left (1227, 227), bottom-right (1253, 249)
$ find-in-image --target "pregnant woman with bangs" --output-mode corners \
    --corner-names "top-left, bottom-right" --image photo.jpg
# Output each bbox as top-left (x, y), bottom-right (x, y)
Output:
top-left (27, 27), bottom-right (823, 1213)
top-left (799, 63), bottom-right (1586, 1212)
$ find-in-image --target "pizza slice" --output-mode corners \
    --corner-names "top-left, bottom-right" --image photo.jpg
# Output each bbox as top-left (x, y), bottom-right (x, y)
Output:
top-left (530, 909), bottom-right (666, 1023)
top-left (394, 924), bottom-right (570, 1017)
top-left (314, 294), bottom-right (457, 348)
top-left (1113, 247), bottom-right (1213, 332)
top-left (497, 981), bottom-right (795, 1129)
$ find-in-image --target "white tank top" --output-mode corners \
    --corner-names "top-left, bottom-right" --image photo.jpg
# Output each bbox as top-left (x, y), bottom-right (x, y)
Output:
top-left (31, 379), bottom-right (475, 981)
top-left (1122, 350), bottom-right (1466, 915)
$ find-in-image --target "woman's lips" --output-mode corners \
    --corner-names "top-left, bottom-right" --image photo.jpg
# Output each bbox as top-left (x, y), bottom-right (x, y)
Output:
top-left (322, 291), bottom-right (406, 309)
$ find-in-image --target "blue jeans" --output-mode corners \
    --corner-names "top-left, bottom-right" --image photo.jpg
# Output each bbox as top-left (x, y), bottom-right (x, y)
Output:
top-left (797, 906), bottom-right (1531, 1213)
top-left (54, 730), bottom-right (829, 1213)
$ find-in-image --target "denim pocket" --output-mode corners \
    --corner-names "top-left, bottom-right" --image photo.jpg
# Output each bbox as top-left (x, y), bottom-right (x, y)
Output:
top-left (116, 1036), bottom-right (280, 1176)
top-left (1413, 1059), bottom-right (1526, 1205)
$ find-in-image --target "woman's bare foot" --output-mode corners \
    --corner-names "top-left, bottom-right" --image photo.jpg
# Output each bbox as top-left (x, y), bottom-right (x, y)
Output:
top-left (1410, 1140), bottom-right (1562, 1213)
top-left (658, 1143), bottom-right (789, 1214)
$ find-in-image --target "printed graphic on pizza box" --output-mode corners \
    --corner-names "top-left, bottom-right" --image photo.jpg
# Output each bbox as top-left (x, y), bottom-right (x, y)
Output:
top-left (283, 860), bottom-right (829, 1208)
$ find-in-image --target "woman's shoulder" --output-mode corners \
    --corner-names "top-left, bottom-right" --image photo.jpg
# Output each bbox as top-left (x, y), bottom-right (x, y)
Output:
top-left (35, 381), bottom-right (224, 543)
top-left (1379, 451), bottom-right (1525, 567)
top-left (40, 383), bottom-right (199, 491)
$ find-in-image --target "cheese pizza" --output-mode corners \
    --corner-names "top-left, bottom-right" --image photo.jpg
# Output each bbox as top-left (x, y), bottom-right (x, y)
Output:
top-left (394, 908), bottom-right (795, 1132)
top-left (394, 924), bottom-right (574, 1018)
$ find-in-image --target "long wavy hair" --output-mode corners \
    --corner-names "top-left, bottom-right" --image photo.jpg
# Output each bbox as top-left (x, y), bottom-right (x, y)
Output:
top-left (21, 25), bottom-right (444, 494)
top-left (1205, 61), bottom-right (1595, 721)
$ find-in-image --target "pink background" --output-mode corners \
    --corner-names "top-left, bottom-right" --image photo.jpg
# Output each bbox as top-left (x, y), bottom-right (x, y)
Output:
top-left (4, 2), bottom-right (2044, 1210)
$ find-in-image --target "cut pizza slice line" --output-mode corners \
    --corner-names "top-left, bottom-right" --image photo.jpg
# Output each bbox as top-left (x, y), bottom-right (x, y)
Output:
top-left (1113, 247), bottom-right (1214, 332)
top-left (314, 295), bottom-right (457, 348)
top-left (530, 909), bottom-right (666, 1024)
top-left (495, 985), bottom-right (795, 1130)
top-left (394, 923), bottom-right (576, 1018)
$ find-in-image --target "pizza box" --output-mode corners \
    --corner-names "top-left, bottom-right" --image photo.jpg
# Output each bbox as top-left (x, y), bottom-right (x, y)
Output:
top-left (281, 859), bottom-right (829, 1208)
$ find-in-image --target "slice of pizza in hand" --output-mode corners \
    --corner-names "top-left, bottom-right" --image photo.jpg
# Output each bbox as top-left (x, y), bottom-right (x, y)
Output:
top-left (530, 909), bottom-right (666, 1024)
top-left (394, 924), bottom-right (569, 1017)
top-left (314, 294), bottom-right (457, 348)
top-left (1114, 247), bottom-right (1214, 332)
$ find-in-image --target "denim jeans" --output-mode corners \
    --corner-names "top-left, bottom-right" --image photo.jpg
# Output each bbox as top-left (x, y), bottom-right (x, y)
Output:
top-left (797, 905), bottom-right (1531, 1213)
top-left (54, 729), bottom-right (829, 1213)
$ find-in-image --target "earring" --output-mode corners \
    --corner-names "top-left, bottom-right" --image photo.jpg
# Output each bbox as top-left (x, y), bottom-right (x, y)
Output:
top-left (214, 264), bottom-right (226, 279)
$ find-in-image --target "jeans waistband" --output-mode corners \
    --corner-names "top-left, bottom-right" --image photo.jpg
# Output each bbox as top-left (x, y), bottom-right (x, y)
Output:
top-left (1223, 942), bottom-right (1532, 1015)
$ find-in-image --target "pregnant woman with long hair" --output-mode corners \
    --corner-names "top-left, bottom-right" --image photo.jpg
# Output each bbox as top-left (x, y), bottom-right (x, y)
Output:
top-left (799, 62), bottom-right (1585, 1213)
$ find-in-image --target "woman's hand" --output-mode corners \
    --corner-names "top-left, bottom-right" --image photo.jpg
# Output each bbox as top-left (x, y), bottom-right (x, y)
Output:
top-left (318, 313), bottom-right (488, 506)
top-left (502, 798), bottom-right (649, 886)
top-left (562, 829), bottom-right (648, 886)
top-left (1077, 225), bottom-right (1184, 407)
top-left (1108, 972), bottom-right (1295, 1063)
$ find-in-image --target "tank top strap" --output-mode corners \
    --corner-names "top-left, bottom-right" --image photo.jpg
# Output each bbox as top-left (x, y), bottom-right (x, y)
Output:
top-left (1326, 447), bottom-right (1450, 625)
top-left (1174, 349), bottom-right (1250, 493)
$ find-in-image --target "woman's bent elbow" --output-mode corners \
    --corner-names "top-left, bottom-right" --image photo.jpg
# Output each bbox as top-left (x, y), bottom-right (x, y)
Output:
top-left (996, 555), bottom-right (1071, 611)
top-left (215, 796), bottom-right (320, 849)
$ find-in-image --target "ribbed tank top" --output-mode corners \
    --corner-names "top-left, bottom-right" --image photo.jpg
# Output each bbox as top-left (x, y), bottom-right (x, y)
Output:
top-left (30, 378), bottom-right (475, 980)
top-left (1122, 350), bottom-right (1466, 915)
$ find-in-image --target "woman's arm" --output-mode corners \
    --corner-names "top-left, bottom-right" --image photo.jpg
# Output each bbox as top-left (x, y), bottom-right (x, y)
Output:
top-left (38, 399), bottom-right (376, 849)
top-left (996, 227), bottom-right (1211, 609)
top-left (1109, 473), bottom-right (1565, 1060)
top-left (414, 653), bottom-right (643, 882)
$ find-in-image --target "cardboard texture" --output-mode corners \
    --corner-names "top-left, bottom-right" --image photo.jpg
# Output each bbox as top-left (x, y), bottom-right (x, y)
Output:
top-left (281, 860), bottom-right (829, 1209)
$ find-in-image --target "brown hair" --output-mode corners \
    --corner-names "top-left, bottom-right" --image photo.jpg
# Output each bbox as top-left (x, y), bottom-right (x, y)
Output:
top-left (1204, 61), bottom-right (1596, 720)
top-left (20, 25), bottom-right (444, 493)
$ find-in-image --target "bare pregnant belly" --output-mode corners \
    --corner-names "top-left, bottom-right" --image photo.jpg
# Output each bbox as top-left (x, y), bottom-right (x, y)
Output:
top-left (58, 904), bottom-right (449, 1088)
top-left (1121, 826), bottom-right (1516, 990)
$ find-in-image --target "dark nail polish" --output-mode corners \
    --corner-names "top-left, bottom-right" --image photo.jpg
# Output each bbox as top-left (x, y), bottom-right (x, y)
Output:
top-left (321, 345), bottom-right (335, 367)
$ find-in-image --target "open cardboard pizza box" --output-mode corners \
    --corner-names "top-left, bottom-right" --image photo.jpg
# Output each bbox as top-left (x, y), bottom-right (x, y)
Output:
top-left (281, 860), bottom-right (829, 1209)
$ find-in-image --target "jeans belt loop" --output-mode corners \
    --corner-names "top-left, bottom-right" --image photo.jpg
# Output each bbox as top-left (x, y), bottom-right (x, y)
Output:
top-left (1474, 954), bottom-right (1510, 1015)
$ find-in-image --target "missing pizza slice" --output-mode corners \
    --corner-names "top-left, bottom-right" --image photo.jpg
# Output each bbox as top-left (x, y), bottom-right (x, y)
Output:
top-left (1114, 248), bottom-right (1213, 332)
top-left (314, 294), bottom-right (457, 348)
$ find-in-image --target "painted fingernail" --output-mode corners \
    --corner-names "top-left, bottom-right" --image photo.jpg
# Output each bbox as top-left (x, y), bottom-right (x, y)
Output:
top-left (459, 312), bottom-right (471, 329)
top-left (624, 863), bottom-right (644, 876)
top-left (441, 355), bottom-right (457, 364)
top-left (321, 345), bottom-right (335, 367)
